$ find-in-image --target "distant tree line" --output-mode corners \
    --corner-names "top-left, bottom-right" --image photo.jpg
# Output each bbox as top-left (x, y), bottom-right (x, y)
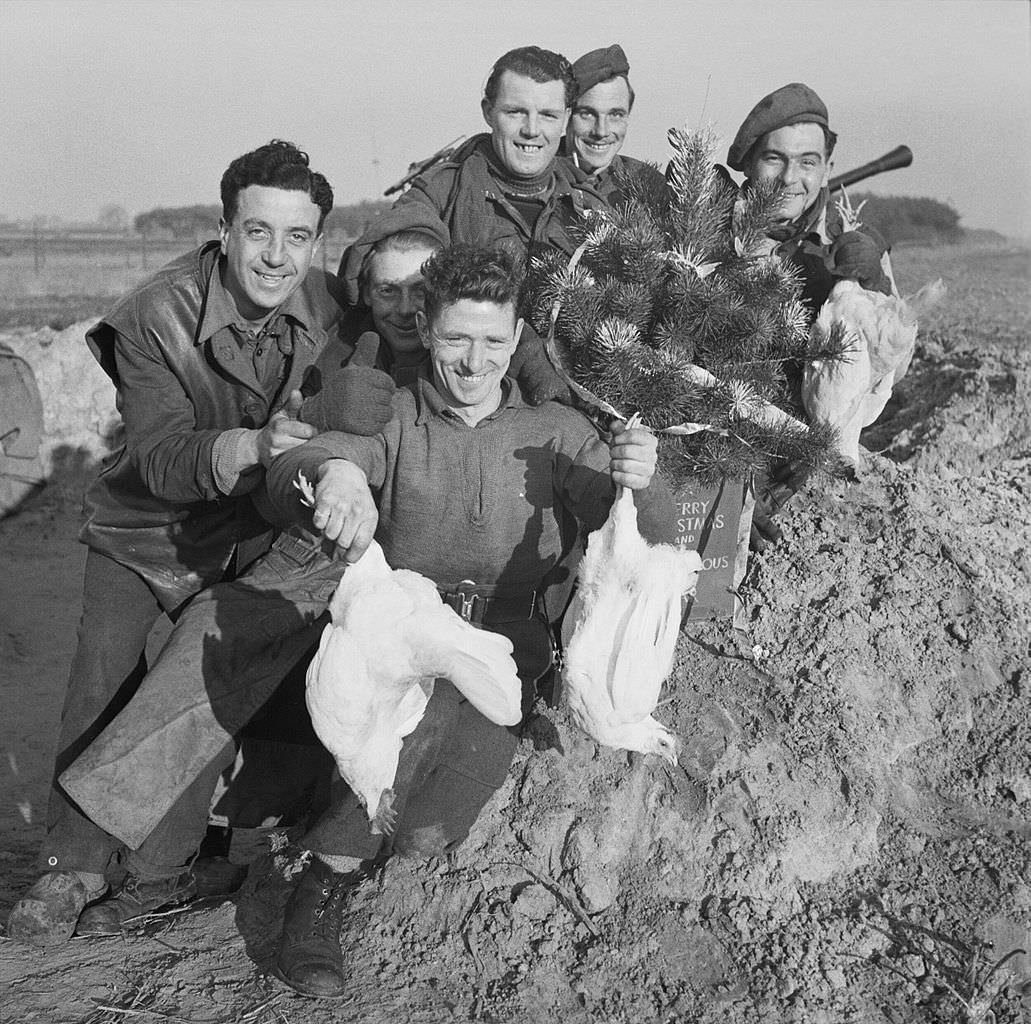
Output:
top-left (133, 200), bottom-right (391, 241)
top-left (131, 194), bottom-right (970, 248)
top-left (848, 193), bottom-right (964, 246)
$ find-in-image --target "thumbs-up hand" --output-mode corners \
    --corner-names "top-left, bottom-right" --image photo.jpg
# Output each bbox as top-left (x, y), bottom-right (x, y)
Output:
top-left (307, 332), bottom-right (396, 435)
top-left (255, 389), bottom-right (318, 466)
top-left (349, 331), bottom-right (381, 367)
top-left (281, 387), bottom-right (304, 419)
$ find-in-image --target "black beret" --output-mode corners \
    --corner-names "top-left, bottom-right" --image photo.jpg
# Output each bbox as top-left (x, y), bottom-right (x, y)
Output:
top-left (727, 82), bottom-right (830, 172)
top-left (572, 44), bottom-right (630, 98)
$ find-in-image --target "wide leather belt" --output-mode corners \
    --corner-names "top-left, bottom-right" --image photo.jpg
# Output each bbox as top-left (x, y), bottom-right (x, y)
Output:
top-left (439, 580), bottom-right (539, 625)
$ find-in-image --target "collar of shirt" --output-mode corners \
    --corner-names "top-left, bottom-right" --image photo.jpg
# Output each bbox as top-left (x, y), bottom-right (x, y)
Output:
top-left (196, 257), bottom-right (317, 346)
top-left (412, 368), bottom-right (525, 427)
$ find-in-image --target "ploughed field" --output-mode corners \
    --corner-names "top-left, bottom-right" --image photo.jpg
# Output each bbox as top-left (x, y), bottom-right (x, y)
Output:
top-left (0, 242), bottom-right (1028, 1024)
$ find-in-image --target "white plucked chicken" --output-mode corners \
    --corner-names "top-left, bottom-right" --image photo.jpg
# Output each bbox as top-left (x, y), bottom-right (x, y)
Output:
top-left (298, 480), bottom-right (521, 834)
top-left (561, 484), bottom-right (702, 764)
top-left (803, 276), bottom-right (945, 466)
top-left (802, 194), bottom-right (945, 467)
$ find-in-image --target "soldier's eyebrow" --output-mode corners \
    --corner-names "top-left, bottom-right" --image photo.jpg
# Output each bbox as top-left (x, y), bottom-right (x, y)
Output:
top-left (241, 218), bottom-right (314, 237)
top-left (760, 147), bottom-right (824, 160)
top-left (575, 105), bottom-right (628, 115)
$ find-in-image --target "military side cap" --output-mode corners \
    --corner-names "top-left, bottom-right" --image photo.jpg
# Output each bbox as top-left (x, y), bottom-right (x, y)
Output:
top-left (572, 43), bottom-right (630, 97)
top-left (727, 82), bottom-right (829, 171)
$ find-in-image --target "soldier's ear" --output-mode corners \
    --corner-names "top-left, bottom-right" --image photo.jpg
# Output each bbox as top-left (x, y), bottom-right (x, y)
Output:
top-left (416, 310), bottom-right (430, 349)
top-left (481, 97), bottom-right (493, 126)
top-left (218, 218), bottom-right (229, 255)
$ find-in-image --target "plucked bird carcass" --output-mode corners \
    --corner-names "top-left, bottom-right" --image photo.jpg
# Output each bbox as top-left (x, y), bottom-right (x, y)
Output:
top-left (801, 194), bottom-right (945, 468)
top-left (305, 537), bottom-right (522, 835)
top-left (802, 276), bottom-right (945, 466)
top-left (562, 485), bottom-right (703, 763)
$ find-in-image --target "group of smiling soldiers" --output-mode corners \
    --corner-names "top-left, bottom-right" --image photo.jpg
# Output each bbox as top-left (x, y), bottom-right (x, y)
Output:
top-left (8, 43), bottom-right (890, 999)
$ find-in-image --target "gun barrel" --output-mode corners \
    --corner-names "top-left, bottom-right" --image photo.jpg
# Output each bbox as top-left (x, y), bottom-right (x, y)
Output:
top-left (829, 145), bottom-right (913, 193)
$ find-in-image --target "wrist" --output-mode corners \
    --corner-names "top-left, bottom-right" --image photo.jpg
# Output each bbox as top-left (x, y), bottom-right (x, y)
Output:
top-left (317, 458), bottom-right (367, 483)
top-left (235, 429), bottom-right (262, 471)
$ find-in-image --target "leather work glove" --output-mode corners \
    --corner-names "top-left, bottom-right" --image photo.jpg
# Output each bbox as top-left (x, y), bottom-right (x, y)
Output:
top-left (828, 231), bottom-right (886, 290)
top-left (299, 332), bottom-right (396, 435)
top-left (509, 324), bottom-right (573, 406)
top-left (748, 460), bottom-right (813, 553)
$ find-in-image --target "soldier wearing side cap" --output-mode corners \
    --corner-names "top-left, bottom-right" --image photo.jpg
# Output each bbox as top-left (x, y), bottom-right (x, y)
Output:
top-left (564, 43), bottom-right (665, 205)
top-left (726, 81), bottom-right (892, 318)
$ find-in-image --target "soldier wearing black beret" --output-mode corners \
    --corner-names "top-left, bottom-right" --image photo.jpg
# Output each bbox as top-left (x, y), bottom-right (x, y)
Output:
top-left (727, 82), bottom-right (892, 316)
top-left (564, 43), bottom-right (665, 204)
top-left (727, 84), bottom-right (893, 551)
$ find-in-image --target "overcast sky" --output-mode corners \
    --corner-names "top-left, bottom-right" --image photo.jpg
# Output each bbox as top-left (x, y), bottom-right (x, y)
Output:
top-left (2, 0), bottom-right (1029, 236)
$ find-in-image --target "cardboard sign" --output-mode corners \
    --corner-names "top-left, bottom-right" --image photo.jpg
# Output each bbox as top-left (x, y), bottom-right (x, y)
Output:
top-left (670, 476), bottom-right (754, 622)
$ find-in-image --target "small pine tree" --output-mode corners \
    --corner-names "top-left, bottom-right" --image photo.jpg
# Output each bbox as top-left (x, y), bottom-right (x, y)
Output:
top-left (526, 126), bottom-right (848, 486)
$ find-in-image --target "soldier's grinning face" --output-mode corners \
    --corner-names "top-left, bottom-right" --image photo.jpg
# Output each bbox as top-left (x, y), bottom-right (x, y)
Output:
top-left (482, 71), bottom-right (570, 180)
top-left (745, 123), bottom-right (830, 224)
top-left (568, 77), bottom-right (631, 174)
top-left (219, 185), bottom-right (322, 321)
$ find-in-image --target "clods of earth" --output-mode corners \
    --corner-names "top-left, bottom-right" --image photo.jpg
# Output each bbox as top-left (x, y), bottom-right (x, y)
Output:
top-left (0, 243), bottom-right (1028, 1023)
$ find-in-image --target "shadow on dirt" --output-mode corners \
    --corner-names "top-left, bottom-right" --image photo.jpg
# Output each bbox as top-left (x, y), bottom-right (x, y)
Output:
top-left (859, 336), bottom-right (975, 461)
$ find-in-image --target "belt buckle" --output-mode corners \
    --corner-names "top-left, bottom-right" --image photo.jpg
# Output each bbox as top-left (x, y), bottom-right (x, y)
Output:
top-left (454, 579), bottom-right (479, 622)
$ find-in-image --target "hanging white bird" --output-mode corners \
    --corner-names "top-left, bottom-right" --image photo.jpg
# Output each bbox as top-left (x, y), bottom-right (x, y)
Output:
top-left (297, 478), bottom-right (522, 834)
top-left (802, 189), bottom-right (945, 467)
top-left (803, 276), bottom-right (945, 466)
top-left (562, 483), bottom-right (702, 764)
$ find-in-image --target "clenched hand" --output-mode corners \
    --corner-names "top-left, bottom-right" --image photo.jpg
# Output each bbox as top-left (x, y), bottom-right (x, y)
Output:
top-left (608, 419), bottom-right (658, 490)
top-left (311, 459), bottom-right (378, 563)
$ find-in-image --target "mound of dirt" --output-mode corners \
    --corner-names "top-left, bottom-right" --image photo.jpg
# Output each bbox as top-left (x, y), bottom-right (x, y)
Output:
top-left (0, 319), bottom-right (119, 484)
top-left (0, 244), bottom-right (1027, 1024)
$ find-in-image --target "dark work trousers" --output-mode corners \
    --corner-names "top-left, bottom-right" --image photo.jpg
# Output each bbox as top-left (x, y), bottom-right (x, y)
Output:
top-left (57, 530), bottom-right (340, 861)
top-left (40, 549), bottom-right (228, 876)
top-left (303, 615), bottom-right (553, 861)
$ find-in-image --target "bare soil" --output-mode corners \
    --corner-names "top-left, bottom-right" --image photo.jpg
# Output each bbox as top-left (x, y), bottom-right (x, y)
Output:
top-left (1, 243), bottom-right (1028, 1024)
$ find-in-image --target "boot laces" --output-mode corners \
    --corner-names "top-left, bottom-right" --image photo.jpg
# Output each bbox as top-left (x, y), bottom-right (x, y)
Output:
top-left (308, 879), bottom-right (352, 940)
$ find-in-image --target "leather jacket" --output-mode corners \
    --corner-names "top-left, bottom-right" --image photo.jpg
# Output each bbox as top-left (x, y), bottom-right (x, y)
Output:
top-left (80, 241), bottom-right (347, 610)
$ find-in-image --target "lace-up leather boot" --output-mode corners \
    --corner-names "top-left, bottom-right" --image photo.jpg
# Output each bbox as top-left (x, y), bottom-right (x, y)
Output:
top-left (274, 858), bottom-right (363, 998)
top-left (75, 869), bottom-right (197, 936)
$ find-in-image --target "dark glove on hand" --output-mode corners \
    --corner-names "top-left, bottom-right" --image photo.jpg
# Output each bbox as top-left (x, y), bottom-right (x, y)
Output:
top-left (749, 508), bottom-right (783, 553)
top-left (747, 458), bottom-right (812, 552)
top-left (509, 325), bottom-right (573, 406)
top-left (300, 332), bottom-right (395, 435)
top-left (829, 231), bottom-right (885, 289)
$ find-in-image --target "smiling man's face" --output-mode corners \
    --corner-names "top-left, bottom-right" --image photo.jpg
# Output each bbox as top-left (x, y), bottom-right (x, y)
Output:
top-left (568, 76), bottom-right (631, 174)
top-left (744, 122), bottom-right (830, 224)
top-left (219, 184), bottom-right (322, 321)
top-left (482, 70), bottom-right (569, 180)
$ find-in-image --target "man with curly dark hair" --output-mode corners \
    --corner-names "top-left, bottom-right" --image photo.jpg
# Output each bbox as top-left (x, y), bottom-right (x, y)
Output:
top-left (6, 140), bottom-right (395, 947)
top-left (256, 244), bottom-right (673, 996)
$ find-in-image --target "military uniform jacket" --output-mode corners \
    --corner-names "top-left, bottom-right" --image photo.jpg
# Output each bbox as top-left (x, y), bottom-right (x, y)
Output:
top-left (566, 153), bottom-right (666, 207)
top-left (393, 134), bottom-right (608, 259)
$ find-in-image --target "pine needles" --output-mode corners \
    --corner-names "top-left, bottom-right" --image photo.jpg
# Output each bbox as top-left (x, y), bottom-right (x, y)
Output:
top-left (526, 125), bottom-right (841, 484)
